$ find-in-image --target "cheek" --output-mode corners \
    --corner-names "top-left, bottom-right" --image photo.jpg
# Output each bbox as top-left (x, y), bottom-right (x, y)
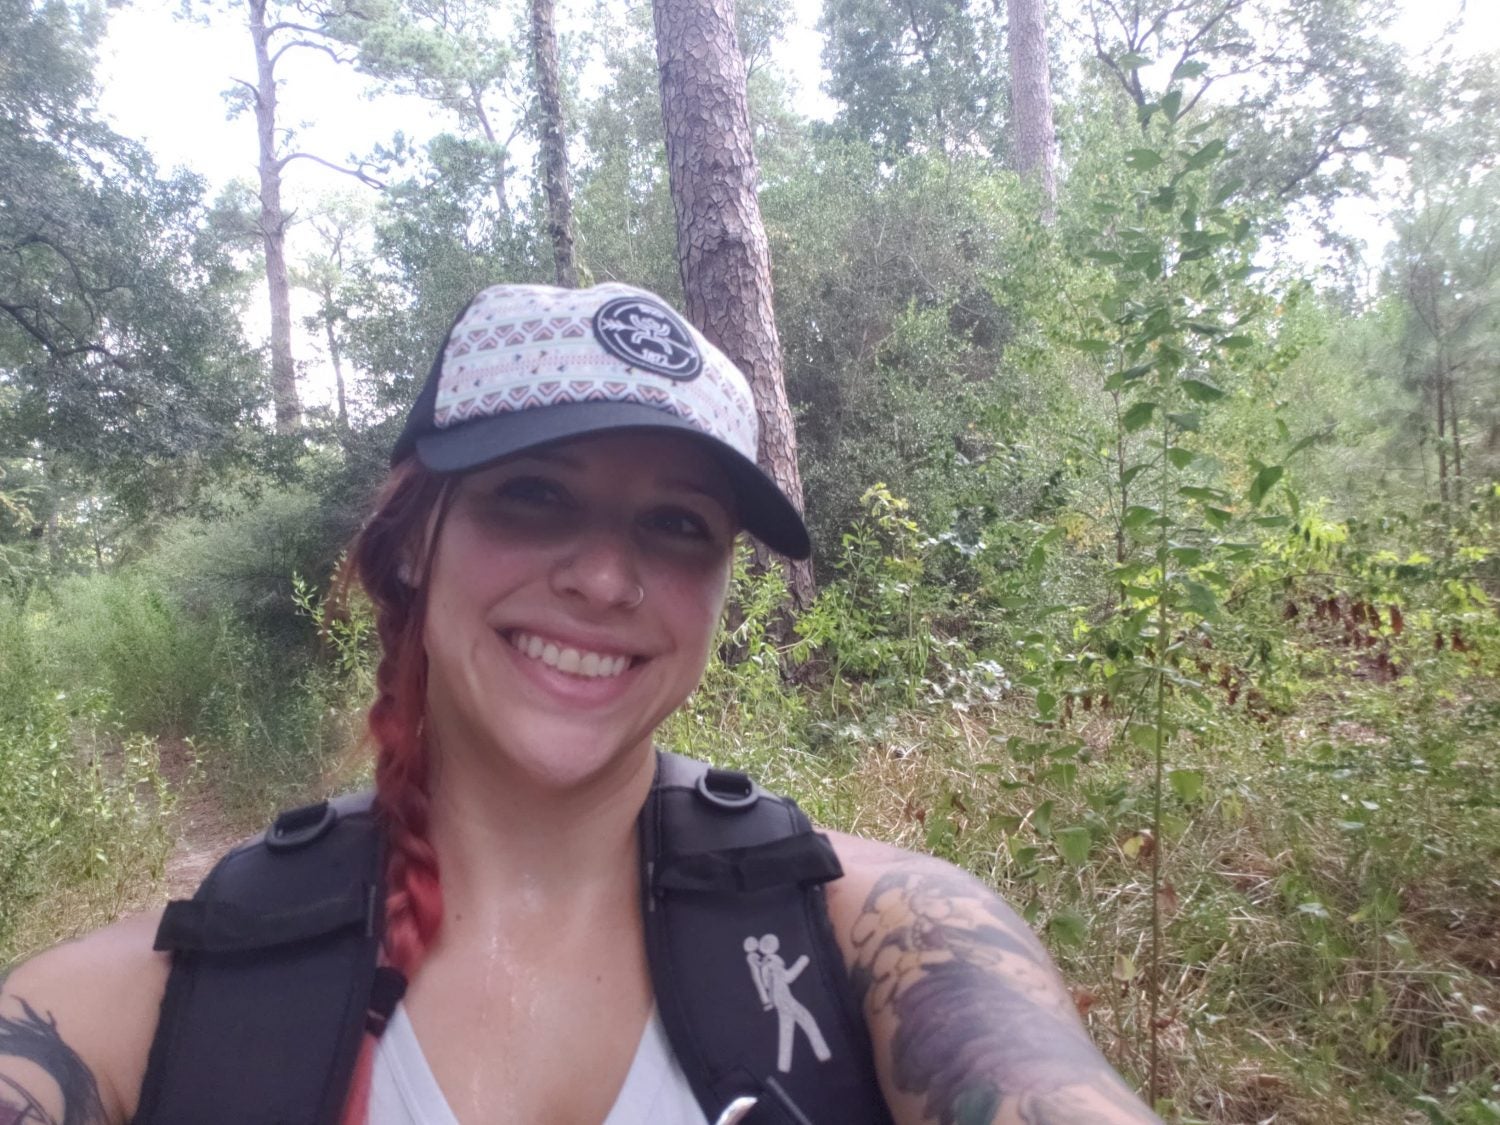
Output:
top-left (673, 560), bottom-right (733, 649)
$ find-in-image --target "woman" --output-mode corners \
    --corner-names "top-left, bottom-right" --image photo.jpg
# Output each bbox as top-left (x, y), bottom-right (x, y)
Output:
top-left (0, 283), bottom-right (1163, 1125)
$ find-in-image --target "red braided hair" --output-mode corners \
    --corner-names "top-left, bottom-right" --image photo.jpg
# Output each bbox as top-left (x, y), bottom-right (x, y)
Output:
top-left (336, 458), bottom-right (454, 1124)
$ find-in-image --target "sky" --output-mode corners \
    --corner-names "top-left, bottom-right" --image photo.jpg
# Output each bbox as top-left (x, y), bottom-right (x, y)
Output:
top-left (92, 0), bottom-right (836, 410)
top-left (96, 0), bottom-right (1499, 194)
top-left (95, 0), bottom-right (834, 193)
top-left (91, 0), bottom-right (1497, 409)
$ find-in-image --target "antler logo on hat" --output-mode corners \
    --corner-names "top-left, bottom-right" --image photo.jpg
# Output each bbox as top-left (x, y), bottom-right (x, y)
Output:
top-left (592, 296), bottom-right (703, 381)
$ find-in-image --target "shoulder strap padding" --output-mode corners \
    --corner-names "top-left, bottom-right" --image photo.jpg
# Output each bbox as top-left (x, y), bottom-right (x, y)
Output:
top-left (134, 790), bottom-right (383, 1125)
top-left (643, 752), bottom-right (893, 1125)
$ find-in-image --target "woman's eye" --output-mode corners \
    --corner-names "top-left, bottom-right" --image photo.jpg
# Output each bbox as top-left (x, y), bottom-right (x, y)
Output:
top-left (644, 508), bottom-right (714, 541)
top-left (495, 477), bottom-right (566, 507)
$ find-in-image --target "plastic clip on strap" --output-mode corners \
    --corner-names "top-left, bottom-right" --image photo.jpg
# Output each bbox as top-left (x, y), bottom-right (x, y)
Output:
top-left (697, 767), bottom-right (758, 809)
top-left (266, 798), bottom-right (340, 852)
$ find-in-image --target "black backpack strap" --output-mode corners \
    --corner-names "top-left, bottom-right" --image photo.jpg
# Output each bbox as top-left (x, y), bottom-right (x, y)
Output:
top-left (641, 752), bottom-right (893, 1125)
top-left (134, 790), bottom-right (390, 1125)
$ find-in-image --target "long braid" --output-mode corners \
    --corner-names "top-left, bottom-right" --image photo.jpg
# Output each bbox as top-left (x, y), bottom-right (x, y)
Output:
top-left (368, 598), bottom-right (441, 974)
top-left (336, 460), bottom-right (453, 1124)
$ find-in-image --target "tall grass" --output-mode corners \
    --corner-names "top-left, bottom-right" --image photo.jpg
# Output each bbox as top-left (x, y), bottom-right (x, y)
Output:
top-left (5, 478), bottom-right (1497, 1123)
top-left (0, 599), bottom-right (173, 960)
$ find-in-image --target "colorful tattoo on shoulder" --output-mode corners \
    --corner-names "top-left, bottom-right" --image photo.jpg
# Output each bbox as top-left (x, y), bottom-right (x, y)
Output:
top-left (0, 998), bottom-right (108, 1125)
top-left (849, 864), bottom-right (1162, 1125)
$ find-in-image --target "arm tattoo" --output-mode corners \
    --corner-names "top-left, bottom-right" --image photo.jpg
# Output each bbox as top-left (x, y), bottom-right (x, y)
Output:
top-left (851, 865), bottom-right (1161, 1125)
top-left (0, 999), bottom-right (107, 1125)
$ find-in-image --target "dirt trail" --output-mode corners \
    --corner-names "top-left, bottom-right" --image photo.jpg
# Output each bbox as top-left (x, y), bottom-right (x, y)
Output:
top-left (154, 739), bottom-right (253, 899)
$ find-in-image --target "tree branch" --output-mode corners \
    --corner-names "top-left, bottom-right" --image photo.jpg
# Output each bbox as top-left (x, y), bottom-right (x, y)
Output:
top-left (269, 37), bottom-right (356, 68)
top-left (0, 300), bottom-right (119, 363)
top-left (275, 151), bottom-right (387, 189)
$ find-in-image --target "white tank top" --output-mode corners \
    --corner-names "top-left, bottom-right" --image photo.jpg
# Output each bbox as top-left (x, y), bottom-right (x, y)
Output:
top-left (368, 1004), bottom-right (709, 1125)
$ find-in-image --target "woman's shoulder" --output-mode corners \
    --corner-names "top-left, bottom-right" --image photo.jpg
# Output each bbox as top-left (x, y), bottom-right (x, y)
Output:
top-left (0, 909), bottom-right (171, 1125)
top-left (820, 831), bottom-right (1165, 1125)
top-left (821, 829), bottom-right (1057, 964)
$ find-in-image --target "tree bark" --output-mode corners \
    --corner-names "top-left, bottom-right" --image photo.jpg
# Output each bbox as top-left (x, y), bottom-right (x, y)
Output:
top-left (652, 0), bottom-right (814, 608)
top-left (324, 315), bottom-right (349, 437)
top-left (249, 0), bottom-right (302, 434)
top-left (1008, 0), bottom-right (1057, 218)
top-left (469, 90), bottom-right (514, 224)
top-left (530, 0), bottom-right (577, 288)
top-left (1435, 358), bottom-right (1449, 503)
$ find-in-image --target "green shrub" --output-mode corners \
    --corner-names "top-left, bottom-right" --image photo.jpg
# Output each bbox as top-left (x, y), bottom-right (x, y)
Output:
top-left (0, 598), bottom-right (171, 959)
top-left (39, 570), bottom-right (220, 736)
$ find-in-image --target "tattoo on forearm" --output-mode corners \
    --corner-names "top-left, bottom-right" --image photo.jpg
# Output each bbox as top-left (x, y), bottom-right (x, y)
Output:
top-left (850, 865), bottom-right (1161, 1125)
top-left (0, 999), bottom-right (107, 1125)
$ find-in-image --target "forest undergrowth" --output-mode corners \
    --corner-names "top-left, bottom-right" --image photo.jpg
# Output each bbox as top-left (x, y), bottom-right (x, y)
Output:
top-left (3, 37), bottom-right (1499, 1123)
top-left (4, 480), bottom-right (1496, 1124)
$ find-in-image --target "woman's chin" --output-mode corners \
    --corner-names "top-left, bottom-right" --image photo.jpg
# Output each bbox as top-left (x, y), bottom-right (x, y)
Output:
top-left (460, 724), bottom-right (657, 796)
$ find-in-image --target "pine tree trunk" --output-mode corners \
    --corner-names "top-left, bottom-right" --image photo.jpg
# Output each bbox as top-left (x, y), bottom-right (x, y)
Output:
top-left (324, 315), bottom-right (349, 437)
top-left (652, 0), bottom-right (814, 608)
top-left (530, 0), bottom-right (577, 288)
top-left (1008, 0), bottom-right (1057, 218)
top-left (249, 0), bottom-right (301, 434)
top-left (1435, 362), bottom-right (1450, 503)
top-left (470, 91), bottom-right (512, 225)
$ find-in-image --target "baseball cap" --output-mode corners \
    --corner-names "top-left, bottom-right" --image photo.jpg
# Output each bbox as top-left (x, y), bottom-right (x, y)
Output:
top-left (391, 282), bottom-right (812, 559)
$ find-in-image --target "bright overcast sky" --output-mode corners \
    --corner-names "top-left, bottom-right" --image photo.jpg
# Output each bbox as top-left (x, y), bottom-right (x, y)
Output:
top-left (91, 0), bottom-right (1495, 407)
top-left (95, 0), bottom-right (834, 194)
top-left (96, 0), bottom-right (1498, 195)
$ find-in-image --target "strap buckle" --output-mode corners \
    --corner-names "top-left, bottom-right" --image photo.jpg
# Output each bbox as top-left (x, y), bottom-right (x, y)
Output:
top-left (696, 767), bottom-right (758, 810)
top-left (266, 799), bottom-right (338, 852)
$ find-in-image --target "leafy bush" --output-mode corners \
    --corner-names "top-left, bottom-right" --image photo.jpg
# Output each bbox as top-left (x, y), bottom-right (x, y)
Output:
top-left (0, 598), bottom-right (171, 959)
top-left (38, 570), bottom-right (220, 736)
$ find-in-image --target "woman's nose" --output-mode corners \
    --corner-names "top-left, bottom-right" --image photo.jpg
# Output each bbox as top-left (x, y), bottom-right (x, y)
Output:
top-left (549, 523), bottom-right (644, 610)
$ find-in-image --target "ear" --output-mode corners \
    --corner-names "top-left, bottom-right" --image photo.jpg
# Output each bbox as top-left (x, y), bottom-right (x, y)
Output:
top-left (397, 558), bottom-right (414, 586)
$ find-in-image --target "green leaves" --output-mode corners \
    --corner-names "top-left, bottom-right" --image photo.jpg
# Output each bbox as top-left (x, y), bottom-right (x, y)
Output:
top-left (1181, 579), bottom-right (1218, 618)
top-left (1178, 379), bottom-right (1226, 403)
top-left (1048, 909), bottom-right (1088, 949)
top-left (1184, 138), bottom-right (1226, 172)
top-left (1168, 768), bottom-right (1204, 803)
top-left (1054, 826), bottom-right (1092, 867)
top-left (1248, 465), bottom-right (1284, 507)
top-left (1104, 363), bottom-right (1155, 391)
top-left (1179, 485), bottom-right (1230, 505)
top-left (1123, 401), bottom-right (1158, 432)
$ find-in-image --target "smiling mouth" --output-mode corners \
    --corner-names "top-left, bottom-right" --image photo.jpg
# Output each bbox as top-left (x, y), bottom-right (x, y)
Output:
top-left (504, 630), bottom-right (637, 679)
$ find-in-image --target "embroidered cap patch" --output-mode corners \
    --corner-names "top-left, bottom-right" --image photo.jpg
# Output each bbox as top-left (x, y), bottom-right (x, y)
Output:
top-left (592, 296), bottom-right (703, 381)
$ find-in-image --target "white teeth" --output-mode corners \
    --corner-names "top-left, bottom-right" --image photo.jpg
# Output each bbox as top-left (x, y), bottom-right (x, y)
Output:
top-left (508, 632), bottom-right (632, 679)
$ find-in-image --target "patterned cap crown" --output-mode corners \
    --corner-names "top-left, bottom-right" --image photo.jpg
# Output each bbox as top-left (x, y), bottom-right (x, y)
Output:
top-left (432, 283), bottom-right (759, 460)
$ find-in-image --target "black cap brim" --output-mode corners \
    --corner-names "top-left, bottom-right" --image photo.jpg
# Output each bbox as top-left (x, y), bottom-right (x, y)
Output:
top-left (413, 401), bottom-right (812, 560)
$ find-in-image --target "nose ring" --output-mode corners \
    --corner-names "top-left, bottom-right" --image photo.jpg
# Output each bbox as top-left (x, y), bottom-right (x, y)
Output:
top-left (625, 583), bottom-right (645, 609)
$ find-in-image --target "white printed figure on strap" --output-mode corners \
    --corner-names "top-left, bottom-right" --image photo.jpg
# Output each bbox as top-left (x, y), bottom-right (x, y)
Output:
top-left (743, 934), bottom-right (832, 1073)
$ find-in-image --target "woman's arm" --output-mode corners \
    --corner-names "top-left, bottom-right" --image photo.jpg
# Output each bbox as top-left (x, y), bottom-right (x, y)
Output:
top-left (0, 911), bottom-right (169, 1125)
top-left (826, 834), bottom-right (1164, 1125)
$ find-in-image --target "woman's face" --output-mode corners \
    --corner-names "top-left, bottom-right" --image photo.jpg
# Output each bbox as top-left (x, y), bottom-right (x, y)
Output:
top-left (419, 430), bottom-right (737, 790)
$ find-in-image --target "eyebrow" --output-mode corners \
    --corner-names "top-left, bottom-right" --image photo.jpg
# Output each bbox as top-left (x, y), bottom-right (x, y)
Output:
top-left (513, 450), bottom-right (734, 508)
top-left (520, 448), bottom-right (582, 469)
top-left (662, 477), bottom-right (736, 511)
top-left (504, 450), bottom-right (738, 519)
